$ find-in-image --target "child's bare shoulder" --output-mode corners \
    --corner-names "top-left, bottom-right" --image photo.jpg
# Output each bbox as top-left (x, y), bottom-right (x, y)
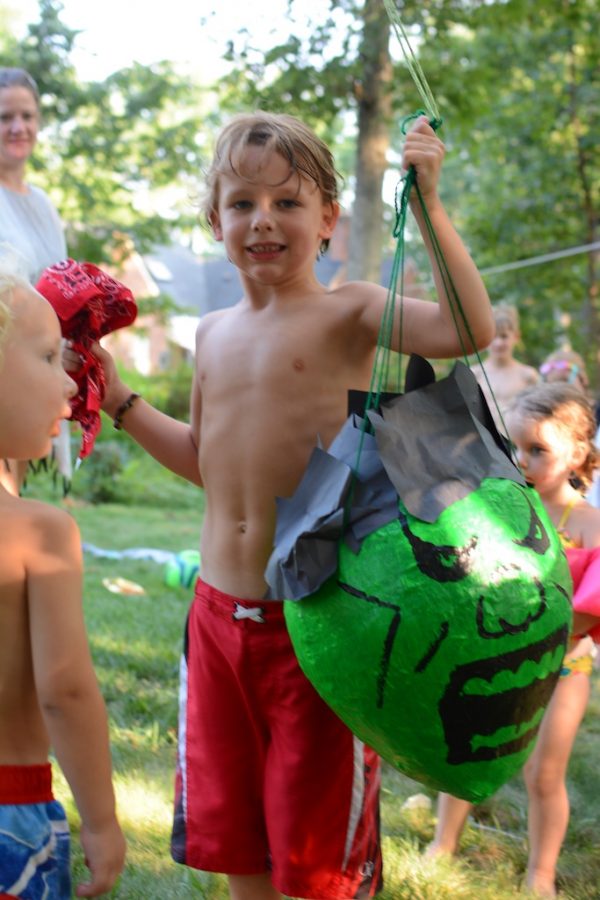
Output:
top-left (577, 501), bottom-right (600, 548)
top-left (329, 280), bottom-right (386, 304)
top-left (518, 362), bottom-right (539, 384)
top-left (195, 306), bottom-right (238, 343)
top-left (326, 280), bottom-right (388, 327)
top-left (197, 307), bottom-right (231, 327)
top-left (0, 500), bottom-right (80, 601)
top-left (1, 497), bottom-right (80, 564)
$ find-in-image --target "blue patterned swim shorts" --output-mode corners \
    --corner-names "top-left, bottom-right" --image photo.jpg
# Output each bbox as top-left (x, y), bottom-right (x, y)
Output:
top-left (0, 764), bottom-right (71, 900)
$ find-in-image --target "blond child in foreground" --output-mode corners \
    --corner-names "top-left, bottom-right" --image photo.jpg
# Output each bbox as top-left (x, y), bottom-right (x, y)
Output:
top-left (427, 382), bottom-right (600, 899)
top-left (0, 263), bottom-right (125, 898)
top-left (91, 111), bottom-right (493, 900)
top-left (470, 302), bottom-right (538, 429)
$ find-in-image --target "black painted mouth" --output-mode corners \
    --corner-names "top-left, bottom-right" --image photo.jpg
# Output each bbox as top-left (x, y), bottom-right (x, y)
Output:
top-left (439, 623), bottom-right (568, 765)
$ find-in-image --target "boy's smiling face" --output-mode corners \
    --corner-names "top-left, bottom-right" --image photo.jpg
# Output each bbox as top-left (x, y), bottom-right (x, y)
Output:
top-left (210, 146), bottom-right (338, 288)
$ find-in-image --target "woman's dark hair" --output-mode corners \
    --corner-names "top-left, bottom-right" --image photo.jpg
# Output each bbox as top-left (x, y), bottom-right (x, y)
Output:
top-left (0, 68), bottom-right (40, 107)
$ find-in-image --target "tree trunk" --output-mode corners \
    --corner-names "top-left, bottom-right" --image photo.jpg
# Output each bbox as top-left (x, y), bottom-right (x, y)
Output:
top-left (567, 39), bottom-right (600, 387)
top-left (346, 0), bottom-right (392, 283)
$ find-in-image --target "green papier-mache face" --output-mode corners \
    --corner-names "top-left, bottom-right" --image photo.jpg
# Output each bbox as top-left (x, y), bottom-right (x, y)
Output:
top-left (284, 478), bottom-right (572, 802)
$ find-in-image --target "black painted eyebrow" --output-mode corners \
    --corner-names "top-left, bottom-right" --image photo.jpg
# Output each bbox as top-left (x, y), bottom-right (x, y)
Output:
top-left (338, 580), bottom-right (402, 708)
top-left (415, 621), bottom-right (450, 673)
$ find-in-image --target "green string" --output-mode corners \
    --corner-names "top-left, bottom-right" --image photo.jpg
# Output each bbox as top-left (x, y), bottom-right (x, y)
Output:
top-left (345, 3), bottom-right (516, 520)
top-left (380, 1), bottom-right (509, 435)
top-left (382, 0), bottom-right (441, 124)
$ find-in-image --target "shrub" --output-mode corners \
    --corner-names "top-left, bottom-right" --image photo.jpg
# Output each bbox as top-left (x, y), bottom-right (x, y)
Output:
top-left (72, 440), bottom-right (128, 504)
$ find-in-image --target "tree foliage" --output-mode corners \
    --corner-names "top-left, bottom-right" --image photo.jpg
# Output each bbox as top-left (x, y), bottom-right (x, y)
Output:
top-left (0, 0), bottom-right (208, 263)
top-left (415, 0), bottom-right (599, 378)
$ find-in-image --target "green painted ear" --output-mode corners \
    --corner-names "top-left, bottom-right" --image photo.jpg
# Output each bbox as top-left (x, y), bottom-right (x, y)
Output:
top-left (285, 479), bottom-right (572, 802)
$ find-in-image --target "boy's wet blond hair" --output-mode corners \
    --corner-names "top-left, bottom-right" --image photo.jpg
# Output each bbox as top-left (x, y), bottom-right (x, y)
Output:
top-left (509, 382), bottom-right (600, 489)
top-left (0, 251), bottom-right (32, 362)
top-left (203, 111), bottom-right (340, 253)
top-left (492, 302), bottom-right (520, 335)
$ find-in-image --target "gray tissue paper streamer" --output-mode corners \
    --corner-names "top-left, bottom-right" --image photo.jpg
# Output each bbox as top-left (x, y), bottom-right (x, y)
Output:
top-left (367, 361), bottom-right (525, 523)
top-left (264, 359), bottom-right (524, 601)
top-left (264, 416), bottom-right (398, 600)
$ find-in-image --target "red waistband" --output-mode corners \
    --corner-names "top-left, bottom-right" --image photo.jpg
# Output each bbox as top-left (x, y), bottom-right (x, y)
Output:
top-left (194, 577), bottom-right (285, 624)
top-left (0, 763), bottom-right (54, 804)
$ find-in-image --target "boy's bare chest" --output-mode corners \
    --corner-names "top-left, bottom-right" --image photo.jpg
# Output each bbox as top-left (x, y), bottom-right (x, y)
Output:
top-left (487, 366), bottom-right (530, 400)
top-left (201, 315), bottom-right (356, 391)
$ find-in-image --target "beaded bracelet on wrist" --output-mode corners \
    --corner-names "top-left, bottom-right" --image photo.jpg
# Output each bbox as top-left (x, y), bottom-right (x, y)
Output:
top-left (113, 392), bottom-right (141, 430)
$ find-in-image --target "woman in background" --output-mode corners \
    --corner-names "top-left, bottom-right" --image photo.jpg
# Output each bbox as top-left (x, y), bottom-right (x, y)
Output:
top-left (0, 67), bottom-right (66, 277)
top-left (0, 66), bottom-right (69, 495)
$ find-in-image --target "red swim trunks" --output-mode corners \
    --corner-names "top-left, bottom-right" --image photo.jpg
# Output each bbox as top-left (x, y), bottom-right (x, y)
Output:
top-left (171, 579), bottom-right (382, 898)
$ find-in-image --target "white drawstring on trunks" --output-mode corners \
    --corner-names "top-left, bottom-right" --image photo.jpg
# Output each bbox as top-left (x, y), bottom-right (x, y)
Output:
top-left (232, 603), bottom-right (266, 624)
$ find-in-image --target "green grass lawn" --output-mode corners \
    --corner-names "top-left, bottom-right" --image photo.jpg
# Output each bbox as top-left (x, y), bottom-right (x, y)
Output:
top-left (44, 491), bottom-right (600, 899)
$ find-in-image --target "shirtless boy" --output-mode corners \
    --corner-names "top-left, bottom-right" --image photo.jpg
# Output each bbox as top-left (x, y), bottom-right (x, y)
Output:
top-left (0, 264), bottom-right (125, 898)
top-left (470, 302), bottom-right (538, 429)
top-left (94, 111), bottom-right (493, 900)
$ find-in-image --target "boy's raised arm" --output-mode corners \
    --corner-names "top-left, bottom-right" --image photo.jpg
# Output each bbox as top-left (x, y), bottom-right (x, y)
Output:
top-left (92, 342), bottom-right (203, 487)
top-left (400, 117), bottom-right (494, 357)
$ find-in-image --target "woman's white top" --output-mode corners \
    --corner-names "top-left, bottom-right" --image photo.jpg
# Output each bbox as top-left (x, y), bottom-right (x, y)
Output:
top-left (0, 183), bottom-right (67, 281)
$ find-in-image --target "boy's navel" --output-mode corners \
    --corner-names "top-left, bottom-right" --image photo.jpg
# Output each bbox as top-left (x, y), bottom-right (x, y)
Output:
top-left (293, 358), bottom-right (305, 372)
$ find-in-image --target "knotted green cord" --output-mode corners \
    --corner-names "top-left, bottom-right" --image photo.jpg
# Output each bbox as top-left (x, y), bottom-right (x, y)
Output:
top-left (346, 0), bottom-right (506, 506)
top-left (382, 0), bottom-right (441, 124)
top-left (342, 2), bottom-right (519, 534)
top-left (378, 1), bottom-right (508, 438)
top-left (350, 2), bottom-right (496, 480)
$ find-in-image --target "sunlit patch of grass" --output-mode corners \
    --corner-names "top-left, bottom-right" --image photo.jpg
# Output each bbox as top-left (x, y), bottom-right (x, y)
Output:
top-left (379, 835), bottom-right (474, 899)
top-left (54, 759), bottom-right (230, 898)
top-left (115, 773), bottom-right (174, 838)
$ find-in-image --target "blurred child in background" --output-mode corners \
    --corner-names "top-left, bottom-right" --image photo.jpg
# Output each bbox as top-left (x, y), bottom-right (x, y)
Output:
top-left (470, 302), bottom-right (538, 430)
top-left (427, 382), bottom-right (600, 898)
